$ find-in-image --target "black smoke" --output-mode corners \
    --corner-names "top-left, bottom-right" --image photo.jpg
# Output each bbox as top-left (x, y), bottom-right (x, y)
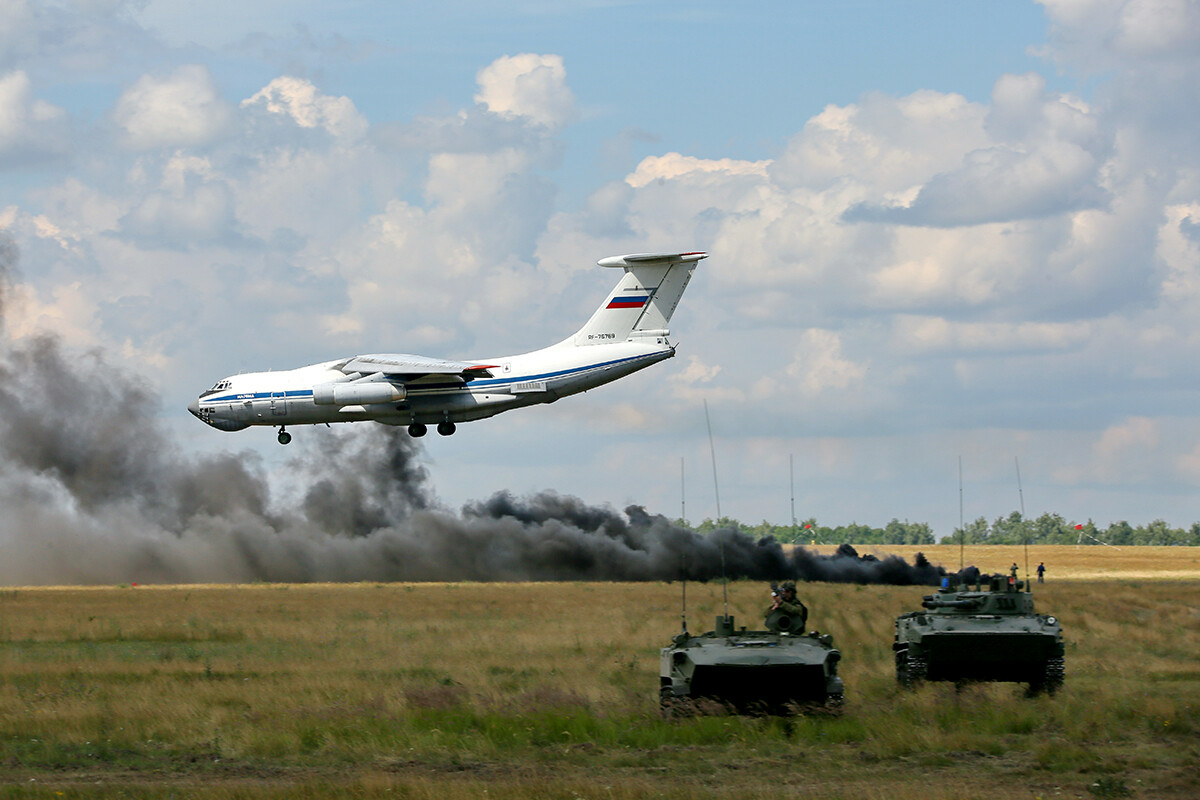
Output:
top-left (0, 238), bottom-right (957, 586)
top-left (796, 543), bottom-right (956, 585)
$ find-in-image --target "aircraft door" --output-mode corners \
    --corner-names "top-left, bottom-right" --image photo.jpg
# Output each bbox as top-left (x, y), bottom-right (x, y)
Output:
top-left (270, 391), bottom-right (287, 416)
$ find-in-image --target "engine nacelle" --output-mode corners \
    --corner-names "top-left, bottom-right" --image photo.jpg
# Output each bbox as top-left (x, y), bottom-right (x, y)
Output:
top-left (313, 381), bottom-right (406, 406)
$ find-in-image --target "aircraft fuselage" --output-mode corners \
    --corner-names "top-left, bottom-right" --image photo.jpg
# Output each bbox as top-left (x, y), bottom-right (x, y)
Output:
top-left (190, 339), bottom-right (673, 433)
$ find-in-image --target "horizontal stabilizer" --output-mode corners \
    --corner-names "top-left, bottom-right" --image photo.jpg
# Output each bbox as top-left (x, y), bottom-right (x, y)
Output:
top-left (597, 252), bottom-right (707, 268)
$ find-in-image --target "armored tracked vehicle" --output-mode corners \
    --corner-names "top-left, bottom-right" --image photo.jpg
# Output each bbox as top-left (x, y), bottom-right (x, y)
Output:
top-left (660, 612), bottom-right (845, 716)
top-left (894, 567), bottom-right (1064, 695)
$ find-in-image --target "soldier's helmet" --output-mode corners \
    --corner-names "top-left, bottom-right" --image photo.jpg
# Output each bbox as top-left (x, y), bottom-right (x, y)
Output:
top-left (780, 580), bottom-right (796, 592)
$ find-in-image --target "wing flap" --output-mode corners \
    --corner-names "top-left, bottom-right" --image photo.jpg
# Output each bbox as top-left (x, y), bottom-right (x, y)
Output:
top-left (339, 354), bottom-right (495, 381)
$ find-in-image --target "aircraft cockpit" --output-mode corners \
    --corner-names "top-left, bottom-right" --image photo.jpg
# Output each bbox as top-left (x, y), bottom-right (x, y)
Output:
top-left (202, 378), bottom-right (233, 397)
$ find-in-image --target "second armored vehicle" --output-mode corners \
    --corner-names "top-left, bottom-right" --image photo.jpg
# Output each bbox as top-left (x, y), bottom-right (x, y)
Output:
top-left (660, 611), bottom-right (845, 716)
top-left (893, 567), bottom-right (1064, 695)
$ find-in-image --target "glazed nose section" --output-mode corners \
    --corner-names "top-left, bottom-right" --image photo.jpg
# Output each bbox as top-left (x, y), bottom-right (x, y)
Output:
top-left (188, 397), bottom-right (204, 422)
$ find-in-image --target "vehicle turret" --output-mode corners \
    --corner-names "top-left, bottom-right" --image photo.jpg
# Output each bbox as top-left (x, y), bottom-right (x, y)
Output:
top-left (660, 612), bottom-right (845, 716)
top-left (893, 566), bottom-right (1064, 695)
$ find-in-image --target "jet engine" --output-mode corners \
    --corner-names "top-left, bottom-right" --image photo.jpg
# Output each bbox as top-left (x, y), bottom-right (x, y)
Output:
top-left (313, 381), bottom-right (406, 406)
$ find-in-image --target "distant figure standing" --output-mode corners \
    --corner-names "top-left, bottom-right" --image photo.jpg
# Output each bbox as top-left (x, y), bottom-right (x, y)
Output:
top-left (1037, 562), bottom-right (1046, 583)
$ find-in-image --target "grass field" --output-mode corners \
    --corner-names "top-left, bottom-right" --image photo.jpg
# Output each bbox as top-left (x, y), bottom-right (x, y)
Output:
top-left (804, 543), bottom-right (1200, 581)
top-left (1, 547), bottom-right (1197, 799)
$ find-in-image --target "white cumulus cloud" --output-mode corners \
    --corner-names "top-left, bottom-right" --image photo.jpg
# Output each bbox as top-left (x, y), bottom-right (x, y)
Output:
top-left (474, 53), bottom-right (575, 129)
top-left (786, 329), bottom-right (869, 396)
top-left (0, 70), bottom-right (69, 165)
top-left (112, 64), bottom-right (232, 150)
top-left (626, 153), bottom-right (770, 189)
top-left (242, 76), bottom-right (368, 140)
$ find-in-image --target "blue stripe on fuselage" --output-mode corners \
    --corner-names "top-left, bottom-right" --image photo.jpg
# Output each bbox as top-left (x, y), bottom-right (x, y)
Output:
top-left (204, 389), bottom-right (315, 403)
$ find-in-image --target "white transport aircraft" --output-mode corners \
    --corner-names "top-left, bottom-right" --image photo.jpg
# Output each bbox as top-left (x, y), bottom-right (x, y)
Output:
top-left (188, 251), bottom-right (707, 444)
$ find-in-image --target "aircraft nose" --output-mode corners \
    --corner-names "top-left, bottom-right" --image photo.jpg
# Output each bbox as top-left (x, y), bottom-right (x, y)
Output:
top-left (187, 397), bottom-right (202, 420)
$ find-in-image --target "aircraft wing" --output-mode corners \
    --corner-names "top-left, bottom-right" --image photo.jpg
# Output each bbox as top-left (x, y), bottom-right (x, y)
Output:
top-left (337, 353), bottom-right (496, 381)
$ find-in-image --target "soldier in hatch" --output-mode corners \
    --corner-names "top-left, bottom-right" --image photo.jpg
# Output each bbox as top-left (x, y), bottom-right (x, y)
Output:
top-left (766, 580), bottom-right (808, 631)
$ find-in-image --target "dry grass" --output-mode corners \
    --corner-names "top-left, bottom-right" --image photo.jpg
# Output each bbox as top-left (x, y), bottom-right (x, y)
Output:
top-left (1, 550), bottom-right (1198, 799)
top-left (802, 543), bottom-right (1200, 580)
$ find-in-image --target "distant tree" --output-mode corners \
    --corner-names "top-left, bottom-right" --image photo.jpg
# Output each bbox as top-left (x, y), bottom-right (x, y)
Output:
top-left (987, 511), bottom-right (1032, 544)
top-left (693, 516), bottom-right (740, 534)
top-left (1030, 513), bottom-right (1075, 544)
top-left (884, 518), bottom-right (935, 544)
top-left (1135, 519), bottom-right (1190, 545)
top-left (745, 519), bottom-right (779, 541)
top-left (942, 516), bottom-right (990, 544)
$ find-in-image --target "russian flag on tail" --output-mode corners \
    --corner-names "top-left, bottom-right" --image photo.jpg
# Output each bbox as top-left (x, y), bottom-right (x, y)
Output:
top-left (607, 294), bottom-right (650, 309)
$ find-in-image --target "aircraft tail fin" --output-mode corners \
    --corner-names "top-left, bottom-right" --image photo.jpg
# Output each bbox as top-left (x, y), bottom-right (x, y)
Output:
top-left (569, 251), bottom-right (706, 346)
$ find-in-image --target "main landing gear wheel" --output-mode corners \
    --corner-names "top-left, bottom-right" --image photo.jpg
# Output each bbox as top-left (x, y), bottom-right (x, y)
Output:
top-left (408, 423), bottom-right (427, 438)
top-left (437, 421), bottom-right (456, 436)
top-left (277, 428), bottom-right (292, 445)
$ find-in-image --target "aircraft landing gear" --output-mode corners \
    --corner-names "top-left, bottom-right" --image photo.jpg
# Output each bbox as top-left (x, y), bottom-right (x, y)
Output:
top-left (408, 423), bottom-right (427, 437)
top-left (277, 428), bottom-right (292, 445)
top-left (437, 421), bottom-right (456, 436)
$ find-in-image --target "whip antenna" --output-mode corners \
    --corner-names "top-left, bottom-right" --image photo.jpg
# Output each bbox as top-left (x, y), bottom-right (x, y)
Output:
top-left (958, 456), bottom-right (965, 572)
top-left (704, 400), bottom-right (728, 619)
top-left (1016, 456), bottom-right (1029, 591)
top-left (681, 567), bottom-right (688, 634)
top-left (704, 400), bottom-right (721, 519)
top-left (680, 456), bottom-right (686, 525)
top-left (790, 453), bottom-right (797, 540)
top-left (677, 545), bottom-right (689, 634)
top-left (715, 525), bottom-right (729, 622)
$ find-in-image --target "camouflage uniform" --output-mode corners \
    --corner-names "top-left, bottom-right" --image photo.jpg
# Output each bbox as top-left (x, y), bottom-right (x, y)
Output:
top-left (766, 580), bottom-right (808, 629)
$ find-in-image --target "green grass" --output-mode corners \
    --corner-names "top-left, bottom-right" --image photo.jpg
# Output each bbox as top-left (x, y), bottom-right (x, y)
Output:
top-left (0, 580), bottom-right (1198, 798)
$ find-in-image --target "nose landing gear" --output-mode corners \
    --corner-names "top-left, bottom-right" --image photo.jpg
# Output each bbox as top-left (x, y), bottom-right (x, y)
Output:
top-left (277, 427), bottom-right (292, 445)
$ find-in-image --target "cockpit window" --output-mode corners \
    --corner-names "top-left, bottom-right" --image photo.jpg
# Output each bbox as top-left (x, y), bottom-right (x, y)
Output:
top-left (208, 379), bottom-right (232, 392)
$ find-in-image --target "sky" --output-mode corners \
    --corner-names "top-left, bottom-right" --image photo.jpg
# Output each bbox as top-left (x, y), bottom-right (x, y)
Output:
top-left (2, 0), bottom-right (1200, 543)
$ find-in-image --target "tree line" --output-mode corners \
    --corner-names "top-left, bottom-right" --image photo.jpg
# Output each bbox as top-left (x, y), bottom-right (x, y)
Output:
top-left (945, 512), bottom-right (1200, 546)
top-left (684, 517), bottom-right (936, 545)
top-left (680, 512), bottom-right (1200, 546)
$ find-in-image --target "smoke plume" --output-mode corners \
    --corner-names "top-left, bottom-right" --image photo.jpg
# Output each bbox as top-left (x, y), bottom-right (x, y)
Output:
top-left (0, 239), bottom-right (957, 586)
